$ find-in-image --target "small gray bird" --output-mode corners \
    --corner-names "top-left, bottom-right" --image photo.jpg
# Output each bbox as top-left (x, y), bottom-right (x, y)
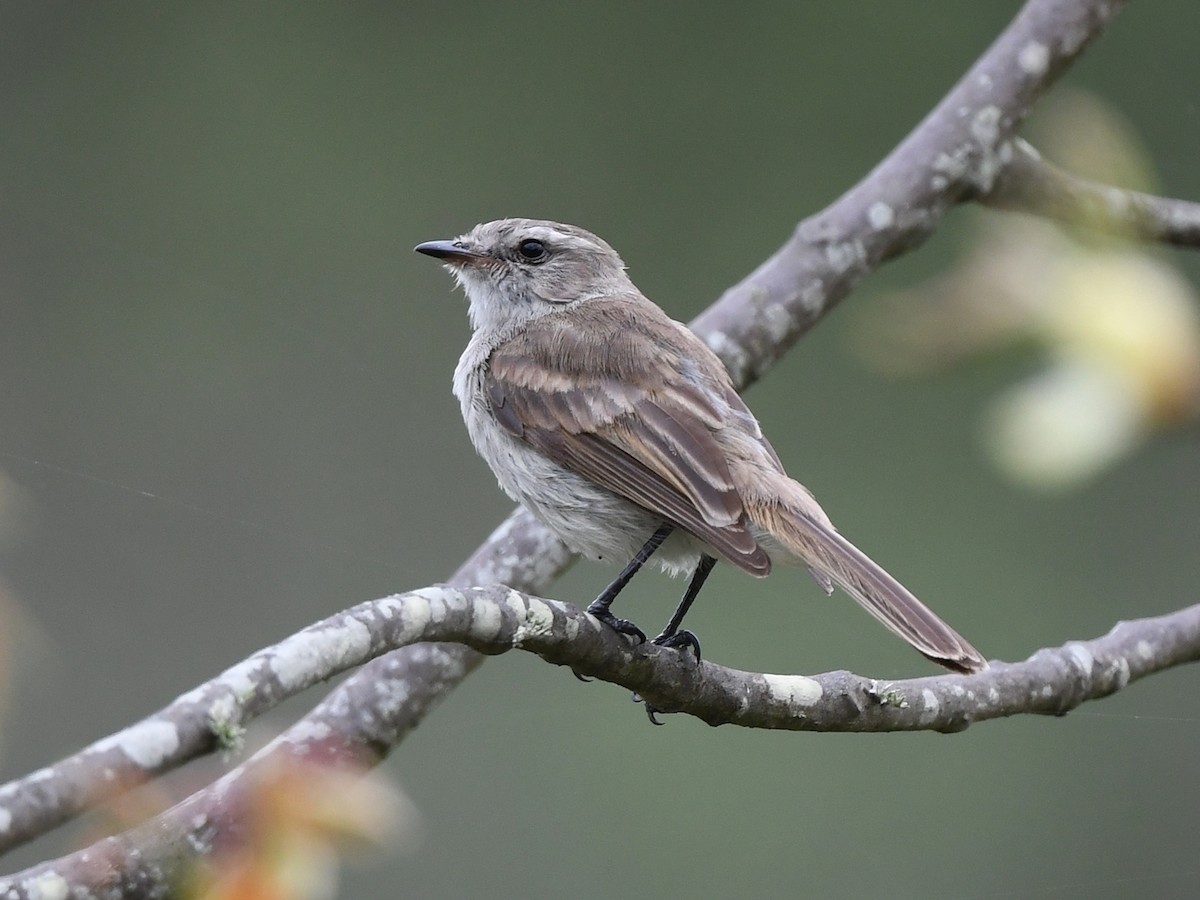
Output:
top-left (416, 218), bottom-right (986, 675)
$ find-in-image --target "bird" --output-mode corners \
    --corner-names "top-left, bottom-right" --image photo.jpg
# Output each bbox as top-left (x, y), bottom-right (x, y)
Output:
top-left (415, 218), bottom-right (986, 676)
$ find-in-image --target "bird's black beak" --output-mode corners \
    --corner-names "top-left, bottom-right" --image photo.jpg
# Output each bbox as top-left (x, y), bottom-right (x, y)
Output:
top-left (413, 240), bottom-right (485, 265)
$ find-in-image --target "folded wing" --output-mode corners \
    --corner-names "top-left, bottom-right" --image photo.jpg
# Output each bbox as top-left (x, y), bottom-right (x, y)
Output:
top-left (484, 299), bottom-right (771, 576)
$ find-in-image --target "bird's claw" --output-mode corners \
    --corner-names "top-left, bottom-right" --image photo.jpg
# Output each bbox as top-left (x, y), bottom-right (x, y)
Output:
top-left (587, 609), bottom-right (647, 644)
top-left (632, 692), bottom-right (666, 726)
top-left (626, 631), bottom-right (702, 725)
top-left (652, 629), bottom-right (702, 662)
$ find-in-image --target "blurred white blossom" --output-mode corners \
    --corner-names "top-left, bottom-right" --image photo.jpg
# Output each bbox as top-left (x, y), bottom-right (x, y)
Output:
top-left (854, 92), bottom-right (1200, 490)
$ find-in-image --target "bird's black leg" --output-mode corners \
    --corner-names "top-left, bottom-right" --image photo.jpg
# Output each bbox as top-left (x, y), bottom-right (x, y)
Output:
top-left (585, 523), bottom-right (673, 645)
top-left (652, 554), bottom-right (716, 662)
top-left (641, 554), bottom-right (718, 724)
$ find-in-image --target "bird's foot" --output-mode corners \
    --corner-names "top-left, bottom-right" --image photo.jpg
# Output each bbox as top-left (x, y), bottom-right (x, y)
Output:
top-left (652, 628), bottom-right (702, 662)
top-left (585, 605), bottom-right (647, 644)
top-left (631, 631), bottom-right (702, 724)
top-left (632, 693), bottom-right (666, 726)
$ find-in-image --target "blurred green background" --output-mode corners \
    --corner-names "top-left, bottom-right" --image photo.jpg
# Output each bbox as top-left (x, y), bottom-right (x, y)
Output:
top-left (2, 3), bottom-right (1198, 898)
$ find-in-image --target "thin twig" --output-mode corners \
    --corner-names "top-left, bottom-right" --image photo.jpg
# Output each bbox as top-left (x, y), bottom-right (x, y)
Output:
top-left (981, 138), bottom-right (1200, 246)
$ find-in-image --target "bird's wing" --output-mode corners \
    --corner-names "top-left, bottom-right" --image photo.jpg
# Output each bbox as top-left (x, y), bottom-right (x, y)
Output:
top-left (483, 299), bottom-right (770, 576)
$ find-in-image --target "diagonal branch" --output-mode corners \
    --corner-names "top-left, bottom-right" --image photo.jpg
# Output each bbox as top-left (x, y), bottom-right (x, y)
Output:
top-left (691, 0), bottom-right (1127, 383)
top-left (0, 508), bottom-right (574, 859)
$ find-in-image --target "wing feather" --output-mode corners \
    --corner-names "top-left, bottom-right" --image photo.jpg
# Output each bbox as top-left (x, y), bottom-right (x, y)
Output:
top-left (484, 300), bottom-right (770, 575)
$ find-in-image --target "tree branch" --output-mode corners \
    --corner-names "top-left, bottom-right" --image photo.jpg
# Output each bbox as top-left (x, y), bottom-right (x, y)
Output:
top-left (691, 0), bottom-right (1127, 384)
top-left (0, 509), bottom-right (571, 859)
top-left (8, 0), bottom-right (1195, 892)
top-left (2, 587), bottom-right (1197, 897)
top-left (980, 138), bottom-right (1200, 246)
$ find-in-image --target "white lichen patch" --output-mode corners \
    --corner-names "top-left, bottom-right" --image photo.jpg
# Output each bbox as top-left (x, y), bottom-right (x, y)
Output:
top-left (1041, 685), bottom-right (1053, 698)
top-left (219, 663), bottom-right (259, 704)
top-left (762, 303), bottom-right (793, 343)
top-left (1102, 185), bottom-right (1130, 217)
top-left (503, 588), bottom-right (528, 621)
top-left (867, 202), bottom-right (894, 230)
top-left (270, 616), bottom-right (373, 692)
top-left (987, 687), bottom-right (1000, 704)
top-left (919, 689), bottom-right (940, 724)
top-left (1066, 643), bottom-right (1094, 674)
top-left (95, 720), bottom-right (181, 770)
top-left (761, 673), bottom-right (822, 707)
top-left (512, 596), bottom-right (554, 647)
top-left (933, 148), bottom-right (969, 181)
top-left (526, 596), bottom-right (555, 627)
top-left (460, 517), bottom-right (525, 586)
top-left (799, 280), bottom-right (826, 311)
top-left (186, 824), bottom-right (212, 853)
top-left (1135, 639), bottom-right (1153, 661)
top-left (1018, 41), bottom-right (1049, 76)
top-left (207, 693), bottom-right (238, 727)
top-left (0, 766), bottom-right (50, 800)
top-left (823, 240), bottom-right (866, 275)
top-left (24, 872), bottom-right (69, 900)
top-left (469, 595), bottom-right (504, 642)
top-left (963, 107), bottom-right (1009, 192)
top-left (395, 590), bottom-right (435, 643)
top-left (372, 677), bottom-right (412, 717)
top-left (374, 593), bottom-right (409, 619)
top-left (207, 694), bottom-right (246, 754)
top-left (417, 586), bottom-right (451, 624)
top-left (1111, 657), bottom-right (1131, 689)
top-left (285, 719), bottom-right (332, 744)
top-left (0, 806), bottom-right (11, 834)
top-left (457, 520), bottom-right (524, 584)
top-left (971, 105), bottom-right (1002, 148)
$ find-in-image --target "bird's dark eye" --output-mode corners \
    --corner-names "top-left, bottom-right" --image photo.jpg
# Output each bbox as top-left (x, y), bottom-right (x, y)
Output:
top-left (517, 239), bottom-right (547, 261)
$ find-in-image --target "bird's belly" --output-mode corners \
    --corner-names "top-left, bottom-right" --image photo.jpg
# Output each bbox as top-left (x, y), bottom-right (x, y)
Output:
top-left (466, 405), bottom-right (704, 575)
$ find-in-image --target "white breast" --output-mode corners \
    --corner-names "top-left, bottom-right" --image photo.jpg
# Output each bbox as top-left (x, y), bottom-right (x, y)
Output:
top-left (452, 337), bottom-right (706, 576)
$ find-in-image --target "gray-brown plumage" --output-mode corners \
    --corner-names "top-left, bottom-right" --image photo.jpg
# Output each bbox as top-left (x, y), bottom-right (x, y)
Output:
top-left (416, 218), bottom-right (986, 674)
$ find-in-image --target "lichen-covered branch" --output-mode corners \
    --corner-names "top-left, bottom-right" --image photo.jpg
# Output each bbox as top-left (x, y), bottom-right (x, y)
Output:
top-left (0, 509), bottom-right (570, 860)
top-left (2, 587), bottom-right (1198, 897)
top-left (980, 138), bottom-right (1200, 246)
top-left (22, 586), bottom-right (1200, 740)
top-left (691, 0), bottom-right (1127, 384)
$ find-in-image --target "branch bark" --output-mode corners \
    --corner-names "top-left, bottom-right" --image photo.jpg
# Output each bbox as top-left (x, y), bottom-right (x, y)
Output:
top-left (9, 0), bottom-right (1200, 893)
top-left (2, 587), bottom-right (1197, 897)
top-left (980, 137), bottom-right (1200, 246)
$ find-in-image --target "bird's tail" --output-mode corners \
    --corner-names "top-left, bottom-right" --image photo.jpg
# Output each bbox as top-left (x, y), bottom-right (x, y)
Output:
top-left (749, 494), bottom-right (987, 674)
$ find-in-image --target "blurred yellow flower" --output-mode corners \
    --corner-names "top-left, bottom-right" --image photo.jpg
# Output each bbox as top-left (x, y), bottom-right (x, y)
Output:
top-left (186, 756), bottom-right (419, 900)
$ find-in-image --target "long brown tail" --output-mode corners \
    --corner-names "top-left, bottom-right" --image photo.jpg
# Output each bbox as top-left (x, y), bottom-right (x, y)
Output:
top-left (752, 500), bottom-right (987, 674)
